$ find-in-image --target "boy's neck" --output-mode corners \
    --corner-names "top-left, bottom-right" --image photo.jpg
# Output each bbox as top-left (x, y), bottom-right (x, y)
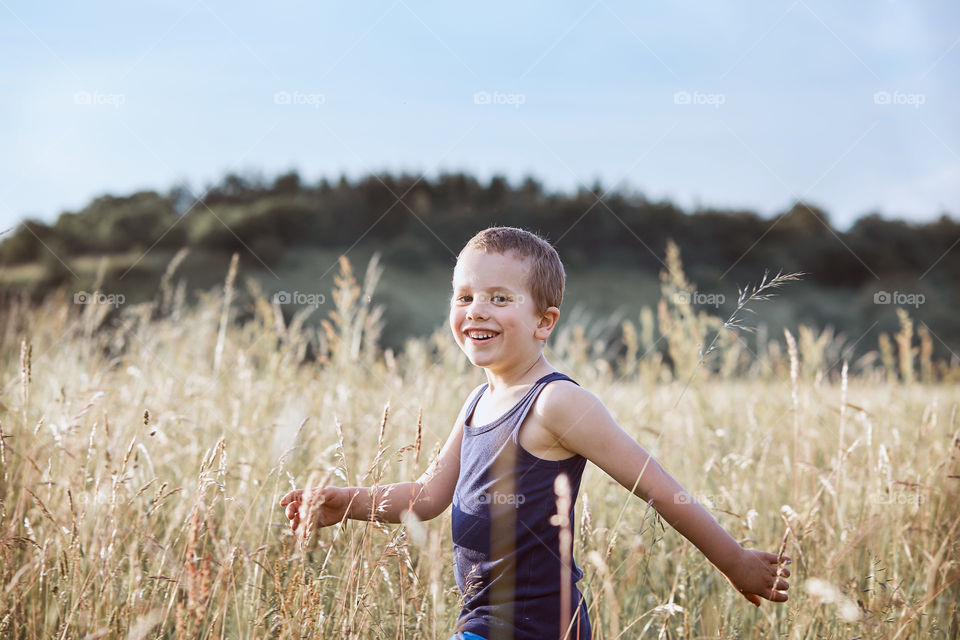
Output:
top-left (483, 354), bottom-right (556, 393)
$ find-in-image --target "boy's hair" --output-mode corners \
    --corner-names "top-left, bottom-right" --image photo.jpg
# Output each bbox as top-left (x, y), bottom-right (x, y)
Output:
top-left (459, 226), bottom-right (565, 314)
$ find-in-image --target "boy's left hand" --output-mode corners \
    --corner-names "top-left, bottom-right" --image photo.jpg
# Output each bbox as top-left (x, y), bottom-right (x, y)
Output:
top-left (721, 548), bottom-right (791, 606)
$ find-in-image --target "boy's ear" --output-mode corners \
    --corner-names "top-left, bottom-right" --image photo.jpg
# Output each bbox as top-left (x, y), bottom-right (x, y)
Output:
top-left (534, 307), bottom-right (560, 340)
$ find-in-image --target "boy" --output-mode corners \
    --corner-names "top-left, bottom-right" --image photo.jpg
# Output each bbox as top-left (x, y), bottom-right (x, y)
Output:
top-left (280, 227), bottom-right (791, 639)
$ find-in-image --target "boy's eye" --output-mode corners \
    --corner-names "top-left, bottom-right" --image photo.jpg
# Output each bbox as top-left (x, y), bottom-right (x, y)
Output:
top-left (452, 294), bottom-right (510, 304)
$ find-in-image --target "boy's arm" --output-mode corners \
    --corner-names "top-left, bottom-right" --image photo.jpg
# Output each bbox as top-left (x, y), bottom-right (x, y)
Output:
top-left (329, 412), bottom-right (464, 523)
top-left (539, 384), bottom-right (791, 605)
top-left (281, 384), bottom-right (481, 530)
top-left (362, 398), bottom-right (468, 522)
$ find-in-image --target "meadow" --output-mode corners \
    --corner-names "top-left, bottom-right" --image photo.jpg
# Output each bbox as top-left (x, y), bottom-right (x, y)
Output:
top-left (0, 250), bottom-right (956, 639)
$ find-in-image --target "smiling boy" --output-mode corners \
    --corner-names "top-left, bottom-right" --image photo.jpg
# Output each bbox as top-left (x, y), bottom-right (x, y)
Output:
top-left (280, 226), bottom-right (791, 639)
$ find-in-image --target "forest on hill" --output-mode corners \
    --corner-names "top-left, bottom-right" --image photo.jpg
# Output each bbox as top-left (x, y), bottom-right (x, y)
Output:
top-left (1, 170), bottom-right (957, 360)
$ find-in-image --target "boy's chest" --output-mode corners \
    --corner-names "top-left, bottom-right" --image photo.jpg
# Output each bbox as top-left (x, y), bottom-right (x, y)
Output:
top-left (471, 397), bottom-right (575, 461)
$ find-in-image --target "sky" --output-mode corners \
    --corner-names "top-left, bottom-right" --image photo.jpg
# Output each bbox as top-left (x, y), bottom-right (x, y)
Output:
top-left (1, 0), bottom-right (958, 234)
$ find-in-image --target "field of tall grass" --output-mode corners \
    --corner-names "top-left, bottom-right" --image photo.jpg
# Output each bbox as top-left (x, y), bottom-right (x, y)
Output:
top-left (0, 249), bottom-right (956, 639)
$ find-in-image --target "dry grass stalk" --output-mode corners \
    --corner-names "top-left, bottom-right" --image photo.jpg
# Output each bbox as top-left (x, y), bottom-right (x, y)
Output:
top-left (551, 473), bottom-right (573, 638)
top-left (837, 360), bottom-right (849, 535)
top-left (414, 408), bottom-right (422, 465)
top-left (895, 308), bottom-right (916, 385)
top-left (158, 247), bottom-right (189, 316)
top-left (784, 327), bottom-right (801, 508)
top-left (177, 505), bottom-right (213, 635)
top-left (213, 252), bottom-right (239, 374)
top-left (917, 323), bottom-right (934, 383)
top-left (20, 338), bottom-right (30, 423)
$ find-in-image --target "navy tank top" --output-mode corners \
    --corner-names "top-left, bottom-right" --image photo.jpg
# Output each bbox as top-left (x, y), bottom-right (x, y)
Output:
top-left (452, 371), bottom-right (592, 640)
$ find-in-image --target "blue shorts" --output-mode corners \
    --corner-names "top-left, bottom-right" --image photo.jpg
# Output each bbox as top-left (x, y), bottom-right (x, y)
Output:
top-left (448, 633), bottom-right (486, 640)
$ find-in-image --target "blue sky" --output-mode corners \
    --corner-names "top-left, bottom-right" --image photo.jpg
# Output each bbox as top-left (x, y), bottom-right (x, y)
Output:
top-left (1, 0), bottom-right (957, 234)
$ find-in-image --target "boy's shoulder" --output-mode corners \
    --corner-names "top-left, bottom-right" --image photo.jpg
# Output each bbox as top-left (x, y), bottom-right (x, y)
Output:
top-left (532, 377), bottom-right (627, 462)
top-left (535, 377), bottom-right (606, 426)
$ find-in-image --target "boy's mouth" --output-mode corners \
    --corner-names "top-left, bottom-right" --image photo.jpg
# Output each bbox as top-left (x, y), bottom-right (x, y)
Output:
top-left (464, 329), bottom-right (499, 343)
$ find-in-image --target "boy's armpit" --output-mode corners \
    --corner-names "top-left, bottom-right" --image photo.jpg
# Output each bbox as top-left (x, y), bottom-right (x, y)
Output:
top-left (421, 382), bottom-right (484, 474)
top-left (410, 382), bottom-right (486, 518)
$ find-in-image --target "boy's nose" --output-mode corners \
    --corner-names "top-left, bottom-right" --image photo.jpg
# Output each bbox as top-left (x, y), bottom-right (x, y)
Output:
top-left (466, 301), bottom-right (488, 320)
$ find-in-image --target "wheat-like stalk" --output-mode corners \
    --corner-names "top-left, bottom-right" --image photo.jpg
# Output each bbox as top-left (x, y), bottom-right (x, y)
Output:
top-left (672, 269), bottom-right (805, 406)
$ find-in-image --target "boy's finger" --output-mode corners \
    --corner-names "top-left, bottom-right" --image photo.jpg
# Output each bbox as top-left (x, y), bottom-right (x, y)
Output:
top-left (280, 490), bottom-right (299, 506)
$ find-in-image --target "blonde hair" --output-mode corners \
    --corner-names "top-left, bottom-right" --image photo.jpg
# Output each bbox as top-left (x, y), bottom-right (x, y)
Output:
top-left (458, 226), bottom-right (565, 314)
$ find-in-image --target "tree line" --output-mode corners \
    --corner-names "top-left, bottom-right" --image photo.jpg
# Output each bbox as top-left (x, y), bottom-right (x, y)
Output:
top-left (2, 170), bottom-right (957, 290)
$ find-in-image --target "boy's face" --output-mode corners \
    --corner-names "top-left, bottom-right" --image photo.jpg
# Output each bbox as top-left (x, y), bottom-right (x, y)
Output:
top-left (449, 248), bottom-right (558, 372)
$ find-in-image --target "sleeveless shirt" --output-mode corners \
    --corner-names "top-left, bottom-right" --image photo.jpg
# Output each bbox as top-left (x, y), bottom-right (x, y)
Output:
top-left (452, 371), bottom-right (592, 640)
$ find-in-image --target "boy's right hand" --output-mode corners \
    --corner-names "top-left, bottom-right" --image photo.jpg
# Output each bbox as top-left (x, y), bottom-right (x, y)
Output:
top-left (279, 486), bottom-right (349, 534)
top-left (721, 548), bottom-right (791, 606)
